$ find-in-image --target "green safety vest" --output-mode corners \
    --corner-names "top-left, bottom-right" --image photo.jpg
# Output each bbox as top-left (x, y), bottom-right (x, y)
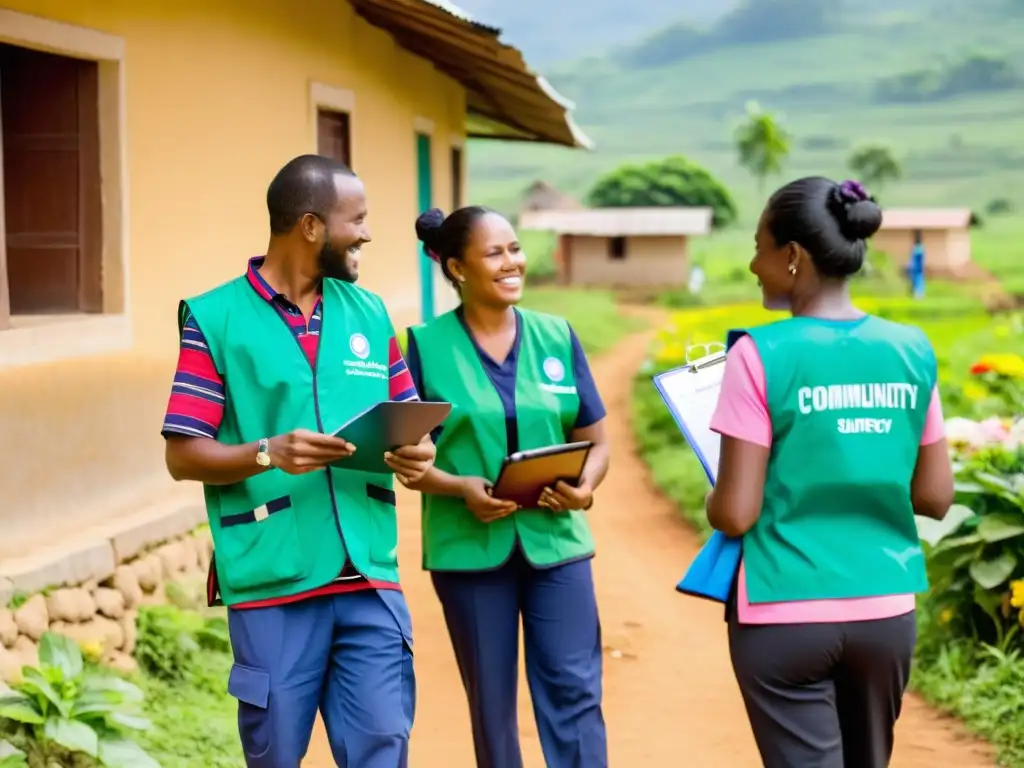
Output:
top-left (185, 276), bottom-right (399, 606)
top-left (742, 315), bottom-right (935, 603)
top-left (410, 309), bottom-right (595, 571)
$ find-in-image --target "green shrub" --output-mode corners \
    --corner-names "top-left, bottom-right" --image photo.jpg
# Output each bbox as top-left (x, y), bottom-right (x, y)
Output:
top-left (0, 633), bottom-right (158, 768)
top-left (585, 155), bottom-right (738, 229)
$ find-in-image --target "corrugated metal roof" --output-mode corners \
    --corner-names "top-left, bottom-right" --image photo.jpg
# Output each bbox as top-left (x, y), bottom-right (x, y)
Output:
top-left (519, 207), bottom-right (714, 237)
top-left (881, 209), bottom-right (972, 230)
top-left (348, 0), bottom-right (592, 149)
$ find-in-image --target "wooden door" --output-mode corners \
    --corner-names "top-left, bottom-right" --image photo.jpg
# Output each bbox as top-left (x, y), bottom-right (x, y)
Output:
top-left (0, 44), bottom-right (101, 315)
top-left (317, 109), bottom-right (351, 168)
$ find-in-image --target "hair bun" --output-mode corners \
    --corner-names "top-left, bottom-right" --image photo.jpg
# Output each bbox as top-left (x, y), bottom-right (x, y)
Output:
top-left (827, 181), bottom-right (882, 241)
top-left (415, 208), bottom-right (445, 249)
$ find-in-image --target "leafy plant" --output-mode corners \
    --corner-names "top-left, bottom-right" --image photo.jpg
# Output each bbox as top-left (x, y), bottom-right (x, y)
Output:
top-left (0, 633), bottom-right (159, 768)
top-left (917, 434), bottom-right (1024, 648)
top-left (0, 740), bottom-right (27, 767)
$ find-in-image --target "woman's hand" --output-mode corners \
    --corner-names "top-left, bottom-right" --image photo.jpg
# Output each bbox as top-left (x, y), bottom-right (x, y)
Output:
top-left (462, 477), bottom-right (519, 523)
top-left (539, 480), bottom-right (593, 513)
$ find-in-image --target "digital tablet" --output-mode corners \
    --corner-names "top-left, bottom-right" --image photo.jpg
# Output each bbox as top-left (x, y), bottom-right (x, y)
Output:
top-left (330, 400), bottom-right (451, 474)
top-left (490, 441), bottom-right (593, 508)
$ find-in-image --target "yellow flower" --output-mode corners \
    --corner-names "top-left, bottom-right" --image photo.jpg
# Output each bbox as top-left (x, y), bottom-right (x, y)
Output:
top-left (976, 353), bottom-right (1024, 379)
top-left (962, 381), bottom-right (988, 401)
top-left (1011, 579), bottom-right (1024, 609)
top-left (939, 608), bottom-right (954, 625)
top-left (79, 639), bottom-right (104, 663)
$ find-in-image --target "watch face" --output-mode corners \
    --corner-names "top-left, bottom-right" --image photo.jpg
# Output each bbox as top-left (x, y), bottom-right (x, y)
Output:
top-left (256, 453), bottom-right (271, 467)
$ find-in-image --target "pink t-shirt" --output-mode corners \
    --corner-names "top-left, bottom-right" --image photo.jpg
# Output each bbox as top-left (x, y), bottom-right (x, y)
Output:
top-left (710, 335), bottom-right (945, 625)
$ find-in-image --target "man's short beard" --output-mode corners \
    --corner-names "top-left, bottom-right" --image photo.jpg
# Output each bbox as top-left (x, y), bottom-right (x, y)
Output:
top-left (318, 243), bottom-right (357, 283)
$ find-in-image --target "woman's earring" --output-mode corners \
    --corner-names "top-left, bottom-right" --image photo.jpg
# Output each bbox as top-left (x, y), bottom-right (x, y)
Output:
top-left (788, 264), bottom-right (797, 275)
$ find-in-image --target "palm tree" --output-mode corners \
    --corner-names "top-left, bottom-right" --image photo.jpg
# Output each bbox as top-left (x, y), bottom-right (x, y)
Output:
top-left (735, 101), bottom-right (791, 196)
top-left (847, 145), bottom-right (902, 199)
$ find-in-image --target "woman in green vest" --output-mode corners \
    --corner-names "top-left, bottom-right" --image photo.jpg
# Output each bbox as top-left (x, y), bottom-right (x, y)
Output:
top-left (704, 177), bottom-right (955, 767)
top-left (404, 206), bottom-right (610, 768)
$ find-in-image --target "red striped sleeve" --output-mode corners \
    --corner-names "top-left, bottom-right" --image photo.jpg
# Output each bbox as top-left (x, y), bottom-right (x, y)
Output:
top-left (162, 313), bottom-right (226, 439)
top-left (388, 337), bottom-right (419, 402)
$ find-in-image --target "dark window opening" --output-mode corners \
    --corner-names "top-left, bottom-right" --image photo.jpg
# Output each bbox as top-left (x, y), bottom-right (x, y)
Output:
top-left (317, 108), bottom-right (351, 169)
top-left (608, 236), bottom-right (627, 260)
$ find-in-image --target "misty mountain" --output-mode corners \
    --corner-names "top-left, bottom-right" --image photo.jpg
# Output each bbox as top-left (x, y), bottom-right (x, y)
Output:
top-left (452, 0), bottom-right (736, 66)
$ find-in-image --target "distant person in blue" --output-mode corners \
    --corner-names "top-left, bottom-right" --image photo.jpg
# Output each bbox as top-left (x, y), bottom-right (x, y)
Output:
top-left (907, 229), bottom-right (925, 299)
top-left (404, 206), bottom-right (611, 768)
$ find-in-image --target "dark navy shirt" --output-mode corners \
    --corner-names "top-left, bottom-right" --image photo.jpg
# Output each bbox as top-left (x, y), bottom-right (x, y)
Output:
top-left (405, 308), bottom-right (606, 455)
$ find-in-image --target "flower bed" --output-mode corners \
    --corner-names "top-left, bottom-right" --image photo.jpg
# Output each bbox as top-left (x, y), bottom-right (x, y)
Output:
top-left (631, 301), bottom-right (1024, 766)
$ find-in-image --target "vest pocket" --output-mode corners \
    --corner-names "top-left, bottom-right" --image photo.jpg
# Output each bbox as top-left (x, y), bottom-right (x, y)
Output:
top-left (215, 495), bottom-right (310, 593)
top-left (366, 483), bottom-right (399, 566)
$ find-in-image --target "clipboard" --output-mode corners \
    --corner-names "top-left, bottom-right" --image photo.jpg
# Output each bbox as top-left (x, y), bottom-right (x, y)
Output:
top-left (491, 441), bottom-right (593, 508)
top-left (330, 400), bottom-right (451, 474)
top-left (652, 331), bottom-right (746, 604)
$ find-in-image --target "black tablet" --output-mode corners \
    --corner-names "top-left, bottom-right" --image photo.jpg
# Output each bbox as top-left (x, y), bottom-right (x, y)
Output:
top-left (330, 400), bottom-right (451, 474)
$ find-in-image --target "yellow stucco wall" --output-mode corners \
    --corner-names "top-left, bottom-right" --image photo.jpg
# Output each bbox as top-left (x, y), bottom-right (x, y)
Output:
top-left (0, 0), bottom-right (466, 555)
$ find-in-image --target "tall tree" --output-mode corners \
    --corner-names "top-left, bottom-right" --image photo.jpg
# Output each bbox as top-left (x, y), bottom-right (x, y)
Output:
top-left (735, 102), bottom-right (791, 196)
top-left (847, 145), bottom-right (902, 198)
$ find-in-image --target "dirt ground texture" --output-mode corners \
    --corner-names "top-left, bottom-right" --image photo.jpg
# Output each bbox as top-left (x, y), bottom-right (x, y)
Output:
top-left (304, 324), bottom-right (996, 767)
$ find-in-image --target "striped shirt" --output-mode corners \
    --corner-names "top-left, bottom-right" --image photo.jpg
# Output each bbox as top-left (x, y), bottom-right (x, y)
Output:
top-left (162, 256), bottom-right (418, 609)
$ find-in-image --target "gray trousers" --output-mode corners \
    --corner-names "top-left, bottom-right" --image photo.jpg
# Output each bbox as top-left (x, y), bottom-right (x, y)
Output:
top-left (728, 610), bottom-right (916, 768)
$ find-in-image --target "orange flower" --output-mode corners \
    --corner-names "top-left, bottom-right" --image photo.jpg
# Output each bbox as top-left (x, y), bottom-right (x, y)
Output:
top-left (971, 361), bottom-right (993, 375)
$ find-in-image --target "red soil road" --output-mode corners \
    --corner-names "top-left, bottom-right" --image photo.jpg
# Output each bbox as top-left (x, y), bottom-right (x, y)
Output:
top-left (304, 324), bottom-right (996, 767)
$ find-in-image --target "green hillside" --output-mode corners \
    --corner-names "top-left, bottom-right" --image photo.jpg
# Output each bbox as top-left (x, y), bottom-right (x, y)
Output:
top-left (468, 0), bottom-right (1024, 223)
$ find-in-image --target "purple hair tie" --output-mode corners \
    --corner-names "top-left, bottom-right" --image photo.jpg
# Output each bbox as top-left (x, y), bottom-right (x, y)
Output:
top-left (426, 248), bottom-right (441, 264)
top-left (838, 179), bottom-right (869, 203)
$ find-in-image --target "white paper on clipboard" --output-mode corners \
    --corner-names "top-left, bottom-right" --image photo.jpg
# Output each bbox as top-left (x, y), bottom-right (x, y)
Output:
top-left (651, 352), bottom-right (728, 484)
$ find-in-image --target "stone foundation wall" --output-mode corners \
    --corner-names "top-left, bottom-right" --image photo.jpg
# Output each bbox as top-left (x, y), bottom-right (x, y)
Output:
top-left (0, 526), bottom-right (213, 684)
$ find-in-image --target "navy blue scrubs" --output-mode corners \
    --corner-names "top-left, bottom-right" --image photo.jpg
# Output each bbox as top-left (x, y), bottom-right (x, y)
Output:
top-left (406, 307), bottom-right (608, 768)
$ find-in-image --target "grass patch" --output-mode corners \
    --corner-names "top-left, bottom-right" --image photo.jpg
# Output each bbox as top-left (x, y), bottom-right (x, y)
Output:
top-left (138, 650), bottom-right (242, 768)
top-left (519, 287), bottom-right (648, 355)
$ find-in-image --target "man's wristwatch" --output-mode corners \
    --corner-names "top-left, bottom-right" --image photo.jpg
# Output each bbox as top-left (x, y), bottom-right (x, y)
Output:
top-left (256, 437), bottom-right (271, 467)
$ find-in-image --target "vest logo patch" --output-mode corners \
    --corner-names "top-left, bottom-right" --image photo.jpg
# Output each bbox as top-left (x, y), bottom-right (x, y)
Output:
top-left (343, 332), bottom-right (387, 380)
top-left (349, 333), bottom-right (370, 360)
top-left (543, 356), bottom-right (565, 383)
top-left (539, 356), bottom-right (576, 395)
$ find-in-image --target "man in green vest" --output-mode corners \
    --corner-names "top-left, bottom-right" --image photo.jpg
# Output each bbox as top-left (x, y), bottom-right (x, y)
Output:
top-left (161, 155), bottom-right (434, 768)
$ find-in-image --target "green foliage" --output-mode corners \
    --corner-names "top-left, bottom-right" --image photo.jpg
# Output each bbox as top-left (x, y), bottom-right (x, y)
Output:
top-left (847, 145), bottom-right (902, 196)
top-left (734, 102), bottom-right (791, 194)
top-left (0, 633), bottom-right (158, 768)
top-left (135, 605), bottom-right (230, 683)
top-left (919, 442), bottom-right (1024, 649)
top-left (585, 155), bottom-right (738, 228)
top-left (874, 52), bottom-right (1022, 104)
top-left (0, 740), bottom-right (27, 767)
top-left (136, 650), bottom-right (240, 768)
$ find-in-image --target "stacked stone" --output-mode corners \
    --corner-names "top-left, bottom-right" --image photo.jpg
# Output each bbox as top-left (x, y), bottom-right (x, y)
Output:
top-left (0, 528), bottom-right (213, 684)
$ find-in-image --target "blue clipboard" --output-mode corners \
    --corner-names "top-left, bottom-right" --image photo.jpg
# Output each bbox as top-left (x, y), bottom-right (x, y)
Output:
top-left (652, 330), bottom-right (746, 604)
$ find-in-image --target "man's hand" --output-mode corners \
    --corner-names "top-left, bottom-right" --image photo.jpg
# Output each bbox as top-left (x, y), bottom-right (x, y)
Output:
top-left (385, 435), bottom-right (436, 486)
top-left (268, 429), bottom-right (355, 475)
top-left (462, 477), bottom-right (518, 523)
top-left (539, 480), bottom-right (593, 513)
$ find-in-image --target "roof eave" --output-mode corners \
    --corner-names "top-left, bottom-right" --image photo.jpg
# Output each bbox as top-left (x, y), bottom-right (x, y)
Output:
top-left (347, 0), bottom-right (593, 150)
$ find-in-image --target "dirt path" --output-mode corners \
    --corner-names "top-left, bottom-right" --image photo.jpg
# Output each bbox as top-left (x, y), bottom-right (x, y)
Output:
top-left (304, 324), bottom-right (996, 767)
